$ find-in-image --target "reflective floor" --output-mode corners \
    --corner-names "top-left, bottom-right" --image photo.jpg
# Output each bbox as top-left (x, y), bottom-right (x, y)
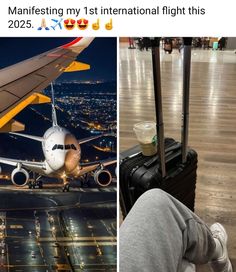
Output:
top-left (119, 43), bottom-right (236, 271)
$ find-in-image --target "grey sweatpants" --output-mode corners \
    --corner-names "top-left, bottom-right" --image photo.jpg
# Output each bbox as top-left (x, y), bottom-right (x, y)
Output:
top-left (120, 189), bottom-right (216, 272)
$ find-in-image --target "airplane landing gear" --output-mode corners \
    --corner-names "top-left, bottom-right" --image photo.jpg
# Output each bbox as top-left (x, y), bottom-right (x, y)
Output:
top-left (80, 173), bottom-right (92, 187)
top-left (37, 179), bottom-right (43, 189)
top-left (28, 181), bottom-right (33, 189)
top-left (62, 183), bottom-right (70, 192)
top-left (28, 174), bottom-right (43, 189)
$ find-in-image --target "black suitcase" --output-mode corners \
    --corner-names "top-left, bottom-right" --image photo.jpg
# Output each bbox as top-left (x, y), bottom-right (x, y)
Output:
top-left (120, 38), bottom-right (198, 217)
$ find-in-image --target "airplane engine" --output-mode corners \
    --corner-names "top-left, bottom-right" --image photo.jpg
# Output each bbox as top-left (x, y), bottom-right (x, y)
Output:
top-left (94, 169), bottom-right (112, 187)
top-left (11, 168), bottom-right (29, 187)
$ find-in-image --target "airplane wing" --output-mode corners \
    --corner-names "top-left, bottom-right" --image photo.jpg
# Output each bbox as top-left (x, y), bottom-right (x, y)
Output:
top-left (79, 158), bottom-right (116, 175)
top-left (0, 157), bottom-right (45, 171)
top-left (0, 37), bottom-right (94, 132)
top-left (78, 133), bottom-right (116, 145)
top-left (9, 132), bottom-right (43, 142)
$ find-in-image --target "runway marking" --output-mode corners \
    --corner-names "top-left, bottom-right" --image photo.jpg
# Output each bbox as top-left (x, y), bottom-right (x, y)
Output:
top-left (3, 264), bottom-right (48, 268)
top-left (4, 236), bottom-right (27, 239)
top-left (58, 241), bottom-right (116, 246)
top-left (0, 200), bottom-right (116, 212)
top-left (6, 217), bottom-right (34, 222)
top-left (38, 236), bottom-right (116, 242)
top-left (47, 198), bottom-right (58, 206)
top-left (75, 263), bottom-right (117, 266)
top-left (56, 264), bottom-right (71, 270)
top-left (9, 225), bottom-right (23, 229)
top-left (6, 244), bottom-right (9, 272)
top-left (0, 204), bottom-right (79, 212)
top-left (73, 263), bottom-right (117, 269)
top-left (3, 263), bottom-right (117, 268)
top-left (111, 221), bottom-right (117, 231)
top-left (0, 185), bottom-right (117, 193)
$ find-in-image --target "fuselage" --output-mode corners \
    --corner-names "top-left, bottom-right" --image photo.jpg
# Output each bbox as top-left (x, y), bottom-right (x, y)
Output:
top-left (41, 126), bottom-right (81, 177)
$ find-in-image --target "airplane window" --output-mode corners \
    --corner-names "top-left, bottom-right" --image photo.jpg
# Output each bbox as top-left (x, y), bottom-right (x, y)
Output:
top-left (52, 145), bottom-right (57, 150)
top-left (71, 144), bottom-right (77, 150)
top-left (57, 145), bottom-right (64, 150)
top-left (65, 145), bottom-right (71, 150)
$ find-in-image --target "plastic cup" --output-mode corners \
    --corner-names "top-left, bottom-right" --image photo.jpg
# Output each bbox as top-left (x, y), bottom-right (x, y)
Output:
top-left (133, 121), bottom-right (157, 156)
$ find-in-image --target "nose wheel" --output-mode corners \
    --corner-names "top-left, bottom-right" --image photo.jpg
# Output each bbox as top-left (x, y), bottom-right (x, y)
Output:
top-left (62, 176), bottom-right (70, 192)
top-left (62, 183), bottom-right (70, 192)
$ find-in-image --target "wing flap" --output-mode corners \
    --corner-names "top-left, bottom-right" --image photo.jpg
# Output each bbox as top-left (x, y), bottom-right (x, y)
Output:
top-left (0, 48), bottom-right (70, 88)
top-left (0, 91), bottom-right (19, 112)
top-left (64, 61), bottom-right (90, 72)
top-left (0, 119), bottom-right (25, 132)
top-left (3, 74), bottom-right (45, 97)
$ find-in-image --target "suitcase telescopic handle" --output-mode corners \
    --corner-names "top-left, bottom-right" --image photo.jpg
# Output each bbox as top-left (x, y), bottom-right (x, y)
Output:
top-left (150, 38), bottom-right (166, 178)
top-left (182, 38), bottom-right (192, 163)
top-left (150, 38), bottom-right (193, 177)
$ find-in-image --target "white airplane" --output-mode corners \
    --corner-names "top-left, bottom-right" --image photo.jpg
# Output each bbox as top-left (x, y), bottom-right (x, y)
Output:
top-left (0, 83), bottom-right (116, 191)
top-left (0, 37), bottom-right (116, 191)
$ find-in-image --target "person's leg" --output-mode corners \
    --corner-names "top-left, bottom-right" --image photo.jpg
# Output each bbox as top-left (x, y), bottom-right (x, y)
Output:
top-left (120, 189), bottom-right (231, 272)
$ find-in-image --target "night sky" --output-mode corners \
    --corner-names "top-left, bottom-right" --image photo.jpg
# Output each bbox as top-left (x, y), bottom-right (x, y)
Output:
top-left (0, 37), bottom-right (117, 81)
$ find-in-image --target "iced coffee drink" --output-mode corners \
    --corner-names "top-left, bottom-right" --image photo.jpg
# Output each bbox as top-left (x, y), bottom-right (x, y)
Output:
top-left (133, 121), bottom-right (157, 156)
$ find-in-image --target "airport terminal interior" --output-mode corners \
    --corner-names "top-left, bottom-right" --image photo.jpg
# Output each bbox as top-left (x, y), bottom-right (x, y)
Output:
top-left (119, 37), bottom-right (236, 271)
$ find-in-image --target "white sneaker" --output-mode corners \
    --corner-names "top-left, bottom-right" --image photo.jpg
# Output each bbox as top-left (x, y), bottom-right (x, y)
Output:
top-left (181, 259), bottom-right (196, 272)
top-left (209, 223), bottom-right (233, 272)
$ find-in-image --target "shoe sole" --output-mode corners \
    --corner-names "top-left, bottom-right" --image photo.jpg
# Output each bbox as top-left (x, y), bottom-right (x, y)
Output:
top-left (211, 223), bottom-right (228, 245)
top-left (210, 223), bottom-right (233, 272)
top-left (228, 260), bottom-right (233, 272)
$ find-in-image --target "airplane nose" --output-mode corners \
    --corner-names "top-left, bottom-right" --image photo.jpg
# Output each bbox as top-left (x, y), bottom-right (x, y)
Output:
top-left (65, 151), bottom-right (79, 172)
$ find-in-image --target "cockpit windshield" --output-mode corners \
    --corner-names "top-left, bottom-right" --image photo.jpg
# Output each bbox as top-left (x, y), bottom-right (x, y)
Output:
top-left (65, 145), bottom-right (71, 150)
top-left (52, 144), bottom-right (77, 151)
top-left (52, 145), bottom-right (57, 150)
top-left (71, 144), bottom-right (77, 150)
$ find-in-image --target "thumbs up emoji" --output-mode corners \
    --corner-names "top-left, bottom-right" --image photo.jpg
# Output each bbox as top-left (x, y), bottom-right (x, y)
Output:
top-left (92, 19), bottom-right (100, 30)
top-left (105, 19), bottom-right (113, 30)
